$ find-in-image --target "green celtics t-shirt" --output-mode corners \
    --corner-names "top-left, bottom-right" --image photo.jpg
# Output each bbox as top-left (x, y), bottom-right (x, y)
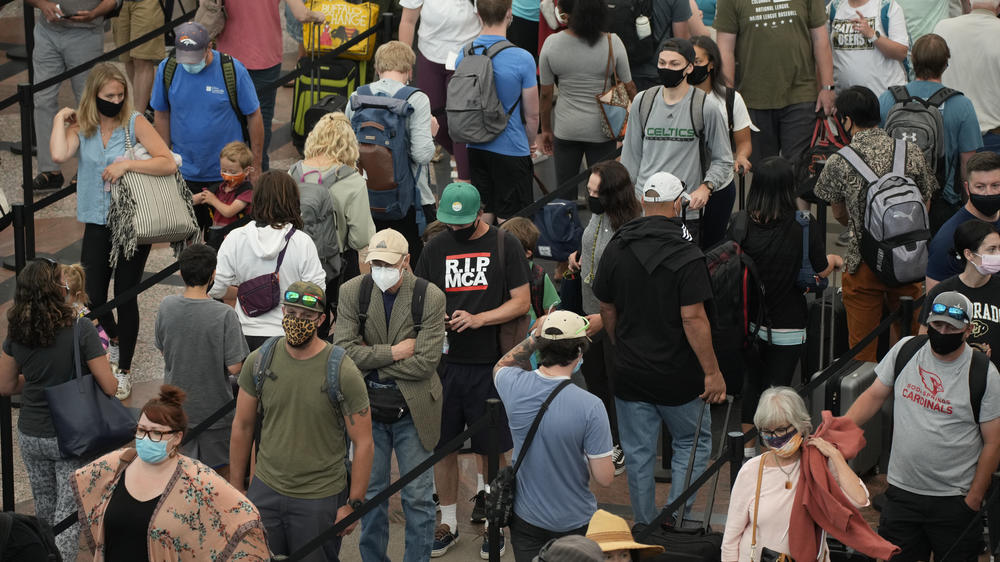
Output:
top-left (239, 340), bottom-right (369, 499)
top-left (714, 0), bottom-right (827, 110)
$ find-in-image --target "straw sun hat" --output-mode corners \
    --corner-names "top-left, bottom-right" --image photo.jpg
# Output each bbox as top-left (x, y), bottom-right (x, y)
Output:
top-left (586, 510), bottom-right (665, 557)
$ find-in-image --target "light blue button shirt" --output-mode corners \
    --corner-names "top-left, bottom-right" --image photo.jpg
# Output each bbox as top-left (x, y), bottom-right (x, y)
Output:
top-left (76, 112), bottom-right (137, 225)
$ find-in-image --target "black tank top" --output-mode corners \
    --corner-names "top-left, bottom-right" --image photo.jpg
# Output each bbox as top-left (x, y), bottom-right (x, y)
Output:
top-left (103, 479), bottom-right (161, 562)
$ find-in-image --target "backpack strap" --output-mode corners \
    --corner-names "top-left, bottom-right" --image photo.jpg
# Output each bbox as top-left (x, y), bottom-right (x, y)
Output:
top-left (163, 55), bottom-right (178, 110)
top-left (889, 85), bottom-right (911, 104)
top-left (411, 277), bottom-right (428, 334)
top-left (529, 264), bottom-right (545, 319)
top-left (970, 349), bottom-right (989, 424)
top-left (393, 85), bottom-right (420, 102)
top-left (891, 138), bottom-right (907, 176)
top-left (893, 334), bottom-right (928, 385)
top-left (219, 53), bottom-right (249, 142)
top-left (323, 345), bottom-right (349, 410)
top-left (837, 146), bottom-right (880, 184)
top-left (725, 86), bottom-right (736, 139)
top-left (880, 0), bottom-right (891, 36)
top-left (358, 274), bottom-right (375, 340)
top-left (795, 211), bottom-right (811, 270)
top-left (252, 336), bottom-right (282, 414)
top-left (511, 380), bottom-right (572, 475)
top-left (274, 227), bottom-right (297, 274)
top-left (690, 87), bottom-right (708, 175)
top-left (828, 2), bottom-right (836, 26)
top-left (926, 87), bottom-right (961, 108)
top-left (357, 84), bottom-right (374, 97)
top-left (730, 210), bottom-right (750, 245)
top-left (638, 87), bottom-right (661, 141)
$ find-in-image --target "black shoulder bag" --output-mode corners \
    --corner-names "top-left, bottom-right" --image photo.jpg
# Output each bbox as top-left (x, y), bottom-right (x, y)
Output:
top-left (485, 379), bottom-right (572, 527)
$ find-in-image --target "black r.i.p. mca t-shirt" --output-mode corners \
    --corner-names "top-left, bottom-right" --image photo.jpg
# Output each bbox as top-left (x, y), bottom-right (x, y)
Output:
top-left (415, 226), bottom-right (530, 364)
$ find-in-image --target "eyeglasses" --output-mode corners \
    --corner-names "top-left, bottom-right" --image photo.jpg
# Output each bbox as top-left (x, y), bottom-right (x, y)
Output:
top-left (931, 303), bottom-right (968, 323)
top-left (284, 291), bottom-right (322, 309)
top-left (135, 427), bottom-right (180, 442)
top-left (759, 425), bottom-right (794, 439)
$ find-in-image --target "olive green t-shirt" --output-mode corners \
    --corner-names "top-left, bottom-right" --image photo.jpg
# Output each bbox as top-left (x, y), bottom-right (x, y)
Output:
top-left (239, 341), bottom-right (369, 499)
top-left (714, 0), bottom-right (827, 110)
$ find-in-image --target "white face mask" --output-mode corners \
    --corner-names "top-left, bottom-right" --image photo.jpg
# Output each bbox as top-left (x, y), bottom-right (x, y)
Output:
top-left (371, 265), bottom-right (402, 292)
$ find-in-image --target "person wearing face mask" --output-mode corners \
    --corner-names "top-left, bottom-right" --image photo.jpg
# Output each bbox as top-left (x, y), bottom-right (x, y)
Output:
top-left (592, 172), bottom-right (727, 526)
top-left (926, 151), bottom-right (1000, 291)
top-left (150, 22), bottom-right (265, 231)
top-left (814, 85), bottom-right (937, 363)
top-left (414, 182), bottom-right (531, 556)
top-left (230, 281), bottom-right (374, 561)
top-left (620, 37), bottom-right (733, 244)
top-left (72, 385), bottom-right (270, 561)
top-left (848, 291), bottom-right (1000, 562)
top-left (493, 311), bottom-right (616, 561)
top-left (920, 220), bottom-right (1000, 370)
top-left (723, 387), bottom-right (883, 562)
top-left (344, 40), bottom-right (438, 266)
top-left (50, 61), bottom-right (177, 401)
top-left (194, 141), bottom-right (255, 250)
top-left (334, 228), bottom-right (447, 562)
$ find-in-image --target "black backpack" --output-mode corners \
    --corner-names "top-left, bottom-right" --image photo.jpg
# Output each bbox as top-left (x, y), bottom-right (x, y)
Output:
top-left (604, 0), bottom-right (656, 66)
top-left (893, 334), bottom-right (990, 422)
top-left (0, 512), bottom-right (61, 561)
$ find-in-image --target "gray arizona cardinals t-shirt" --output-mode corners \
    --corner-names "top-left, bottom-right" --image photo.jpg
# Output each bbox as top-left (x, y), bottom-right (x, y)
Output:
top-left (876, 337), bottom-right (1000, 495)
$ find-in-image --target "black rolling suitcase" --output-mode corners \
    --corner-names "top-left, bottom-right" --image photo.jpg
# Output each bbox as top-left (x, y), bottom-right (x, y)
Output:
top-left (804, 279), bottom-right (849, 376)
top-left (634, 397), bottom-right (734, 562)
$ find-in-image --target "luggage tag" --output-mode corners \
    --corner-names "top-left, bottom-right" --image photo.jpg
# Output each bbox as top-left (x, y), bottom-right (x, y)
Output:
top-left (445, 51), bottom-right (458, 71)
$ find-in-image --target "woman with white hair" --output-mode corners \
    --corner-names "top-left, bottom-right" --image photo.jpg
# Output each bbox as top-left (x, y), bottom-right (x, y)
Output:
top-left (722, 387), bottom-right (870, 561)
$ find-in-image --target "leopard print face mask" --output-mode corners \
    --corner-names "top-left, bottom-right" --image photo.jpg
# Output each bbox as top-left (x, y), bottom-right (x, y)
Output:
top-left (282, 314), bottom-right (317, 347)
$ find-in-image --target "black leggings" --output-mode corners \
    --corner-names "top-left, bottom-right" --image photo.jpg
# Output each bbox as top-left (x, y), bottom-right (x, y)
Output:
top-left (741, 341), bottom-right (804, 424)
top-left (553, 137), bottom-right (618, 193)
top-left (80, 223), bottom-right (151, 371)
top-left (580, 331), bottom-right (620, 444)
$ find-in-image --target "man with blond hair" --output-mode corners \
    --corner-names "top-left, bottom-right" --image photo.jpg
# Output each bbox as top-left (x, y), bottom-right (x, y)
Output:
top-left (346, 40), bottom-right (438, 264)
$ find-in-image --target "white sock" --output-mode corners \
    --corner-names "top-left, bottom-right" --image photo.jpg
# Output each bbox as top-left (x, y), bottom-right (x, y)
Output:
top-left (441, 504), bottom-right (458, 533)
top-left (745, 446), bottom-right (756, 458)
top-left (476, 474), bottom-right (486, 493)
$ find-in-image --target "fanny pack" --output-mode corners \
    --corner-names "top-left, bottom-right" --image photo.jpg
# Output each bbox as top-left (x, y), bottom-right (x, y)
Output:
top-left (237, 227), bottom-right (294, 317)
top-left (366, 375), bottom-right (409, 424)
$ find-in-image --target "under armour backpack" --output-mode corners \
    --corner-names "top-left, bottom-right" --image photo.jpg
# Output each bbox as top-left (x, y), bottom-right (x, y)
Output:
top-left (839, 139), bottom-right (930, 286)
top-left (446, 40), bottom-right (522, 145)
top-left (883, 85), bottom-right (961, 187)
top-left (350, 85), bottom-right (420, 221)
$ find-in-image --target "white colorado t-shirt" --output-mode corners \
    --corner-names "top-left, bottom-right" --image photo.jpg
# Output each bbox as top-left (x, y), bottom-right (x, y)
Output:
top-left (829, 0), bottom-right (908, 94)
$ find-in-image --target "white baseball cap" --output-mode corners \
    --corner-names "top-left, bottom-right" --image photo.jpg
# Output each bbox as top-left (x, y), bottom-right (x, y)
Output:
top-left (642, 172), bottom-right (685, 202)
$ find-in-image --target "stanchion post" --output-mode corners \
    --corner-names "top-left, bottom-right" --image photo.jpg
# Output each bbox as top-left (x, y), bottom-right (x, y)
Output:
top-left (22, 5), bottom-right (35, 83)
top-left (727, 431), bottom-right (744, 489)
top-left (17, 84), bottom-right (36, 260)
top-left (486, 398), bottom-right (502, 562)
top-left (0, 205), bottom-right (24, 512)
top-left (899, 296), bottom-right (915, 338)
top-left (12, 205), bottom-right (25, 273)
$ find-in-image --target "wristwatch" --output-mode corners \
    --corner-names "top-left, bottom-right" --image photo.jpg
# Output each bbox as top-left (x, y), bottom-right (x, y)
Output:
top-left (821, 84), bottom-right (836, 91)
top-left (703, 181), bottom-right (716, 194)
top-left (348, 499), bottom-right (364, 511)
top-left (868, 30), bottom-right (881, 45)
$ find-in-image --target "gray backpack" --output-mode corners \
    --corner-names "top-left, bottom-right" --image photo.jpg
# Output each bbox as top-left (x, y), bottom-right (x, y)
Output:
top-left (884, 85), bottom-right (960, 186)
top-left (446, 40), bottom-right (522, 144)
top-left (839, 139), bottom-right (930, 287)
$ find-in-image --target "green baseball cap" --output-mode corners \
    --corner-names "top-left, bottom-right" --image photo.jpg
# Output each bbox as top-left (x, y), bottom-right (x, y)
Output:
top-left (282, 280), bottom-right (326, 312)
top-left (437, 183), bottom-right (481, 225)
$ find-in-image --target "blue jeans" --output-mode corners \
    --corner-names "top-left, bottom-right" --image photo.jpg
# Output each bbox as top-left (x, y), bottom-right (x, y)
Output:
top-left (248, 62), bottom-right (282, 171)
top-left (615, 396), bottom-right (712, 525)
top-left (983, 132), bottom-right (1000, 155)
top-left (359, 412), bottom-right (436, 562)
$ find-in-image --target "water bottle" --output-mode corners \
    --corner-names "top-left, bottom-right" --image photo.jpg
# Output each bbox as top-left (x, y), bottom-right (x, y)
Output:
top-left (635, 15), bottom-right (651, 39)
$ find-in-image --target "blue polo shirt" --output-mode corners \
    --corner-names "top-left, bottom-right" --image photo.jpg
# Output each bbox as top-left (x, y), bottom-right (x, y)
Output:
top-left (455, 35), bottom-right (537, 157)
top-left (879, 81), bottom-right (983, 204)
top-left (150, 50), bottom-right (260, 182)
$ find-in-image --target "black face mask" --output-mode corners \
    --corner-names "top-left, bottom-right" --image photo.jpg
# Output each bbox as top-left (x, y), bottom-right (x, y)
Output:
top-left (970, 193), bottom-right (1000, 217)
top-left (587, 196), bottom-right (605, 215)
top-left (928, 325), bottom-right (965, 355)
top-left (687, 64), bottom-right (710, 85)
top-left (451, 219), bottom-right (479, 242)
top-left (658, 67), bottom-right (687, 88)
top-left (95, 96), bottom-right (123, 118)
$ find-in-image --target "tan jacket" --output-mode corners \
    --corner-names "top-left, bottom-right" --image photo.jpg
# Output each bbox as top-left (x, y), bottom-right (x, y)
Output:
top-left (334, 269), bottom-right (446, 450)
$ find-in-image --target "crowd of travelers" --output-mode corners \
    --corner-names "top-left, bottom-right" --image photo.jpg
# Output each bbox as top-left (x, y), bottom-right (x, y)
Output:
top-left (4, 0), bottom-right (1000, 558)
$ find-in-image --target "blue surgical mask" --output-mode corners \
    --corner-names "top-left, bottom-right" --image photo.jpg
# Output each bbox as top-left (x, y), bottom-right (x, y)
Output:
top-left (573, 357), bottom-right (584, 374)
top-left (182, 59), bottom-right (207, 74)
top-left (135, 436), bottom-right (169, 464)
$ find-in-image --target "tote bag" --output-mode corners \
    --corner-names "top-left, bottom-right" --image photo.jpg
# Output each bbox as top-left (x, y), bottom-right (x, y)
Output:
top-left (595, 34), bottom-right (630, 141)
top-left (44, 320), bottom-right (136, 459)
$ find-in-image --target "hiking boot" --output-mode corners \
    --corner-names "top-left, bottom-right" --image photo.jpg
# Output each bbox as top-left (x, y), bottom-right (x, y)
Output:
top-left (480, 529), bottom-right (505, 559)
top-left (612, 444), bottom-right (626, 476)
top-left (431, 524), bottom-right (458, 557)
top-left (114, 367), bottom-right (131, 400)
top-left (470, 490), bottom-right (487, 524)
top-left (30, 171), bottom-right (64, 192)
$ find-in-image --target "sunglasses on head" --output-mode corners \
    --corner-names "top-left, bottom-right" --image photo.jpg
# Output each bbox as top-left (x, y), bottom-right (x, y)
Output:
top-left (284, 291), bottom-right (322, 309)
top-left (33, 257), bottom-right (59, 267)
top-left (932, 303), bottom-right (968, 323)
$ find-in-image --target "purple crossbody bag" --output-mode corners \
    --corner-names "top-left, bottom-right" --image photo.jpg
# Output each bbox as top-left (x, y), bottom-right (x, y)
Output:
top-left (237, 227), bottom-right (295, 317)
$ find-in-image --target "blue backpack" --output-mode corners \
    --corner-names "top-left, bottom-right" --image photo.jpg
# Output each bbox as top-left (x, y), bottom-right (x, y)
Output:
top-left (533, 199), bottom-right (583, 262)
top-left (350, 85), bottom-right (421, 221)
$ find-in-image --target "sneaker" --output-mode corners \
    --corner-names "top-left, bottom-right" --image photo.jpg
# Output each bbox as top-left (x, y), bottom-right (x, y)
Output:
top-left (30, 171), bottom-right (64, 192)
top-left (480, 530), bottom-right (506, 559)
top-left (114, 368), bottom-right (131, 400)
top-left (107, 342), bottom-right (120, 366)
top-left (612, 444), bottom-right (626, 476)
top-left (431, 524), bottom-right (458, 557)
top-left (835, 230), bottom-right (850, 247)
top-left (470, 490), bottom-right (487, 524)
